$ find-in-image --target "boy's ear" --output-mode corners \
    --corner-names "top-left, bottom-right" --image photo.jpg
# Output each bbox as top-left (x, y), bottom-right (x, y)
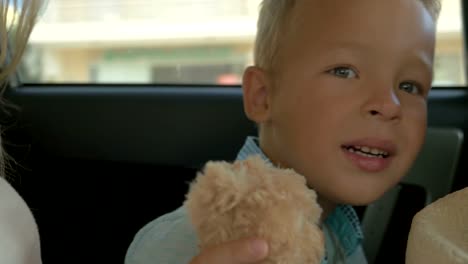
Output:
top-left (242, 66), bottom-right (272, 123)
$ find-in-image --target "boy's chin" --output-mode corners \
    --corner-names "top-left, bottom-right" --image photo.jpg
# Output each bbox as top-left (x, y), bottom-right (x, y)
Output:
top-left (332, 189), bottom-right (390, 206)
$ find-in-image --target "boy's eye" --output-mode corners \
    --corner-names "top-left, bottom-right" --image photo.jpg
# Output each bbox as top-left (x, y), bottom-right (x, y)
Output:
top-left (328, 67), bottom-right (358, 79)
top-left (399, 82), bottom-right (421, 95)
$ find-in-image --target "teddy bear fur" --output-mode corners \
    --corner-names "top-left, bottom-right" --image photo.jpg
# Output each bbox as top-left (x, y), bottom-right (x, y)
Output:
top-left (184, 155), bottom-right (324, 263)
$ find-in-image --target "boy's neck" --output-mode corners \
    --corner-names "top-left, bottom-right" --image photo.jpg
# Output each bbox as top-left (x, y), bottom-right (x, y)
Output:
top-left (258, 134), bottom-right (337, 223)
top-left (258, 134), bottom-right (336, 223)
top-left (317, 195), bottom-right (336, 224)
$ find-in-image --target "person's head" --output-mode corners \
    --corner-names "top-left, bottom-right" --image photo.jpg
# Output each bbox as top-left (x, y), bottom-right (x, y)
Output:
top-left (0, 0), bottom-right (44, 177)
top-left (242, 0), bottom-right (441, 207)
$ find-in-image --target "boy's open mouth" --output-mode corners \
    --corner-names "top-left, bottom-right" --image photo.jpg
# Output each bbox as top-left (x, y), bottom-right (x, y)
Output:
top-left (342, 145), bottom-right (391, 159)
top-left (341, 140), bottom-right (396, 172)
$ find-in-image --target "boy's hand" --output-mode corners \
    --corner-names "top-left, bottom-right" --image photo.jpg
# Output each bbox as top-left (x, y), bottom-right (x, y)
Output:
top-left (189, 237), bottom-right (269, 264)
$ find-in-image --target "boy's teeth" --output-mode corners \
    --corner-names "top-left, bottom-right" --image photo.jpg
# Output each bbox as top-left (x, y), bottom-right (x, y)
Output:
top-left (371, 148), bottom-right (380, 155)
top-left (348, 145), bottom-right (389, 156)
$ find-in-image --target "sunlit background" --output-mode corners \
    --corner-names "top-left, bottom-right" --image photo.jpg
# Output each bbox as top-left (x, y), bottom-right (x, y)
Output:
top-left (19, 0), bottom-right (467, 86)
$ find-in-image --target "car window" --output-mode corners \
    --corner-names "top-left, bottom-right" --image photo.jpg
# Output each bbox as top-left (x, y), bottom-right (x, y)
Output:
top-left (18, 0), bottom-right (466, 86)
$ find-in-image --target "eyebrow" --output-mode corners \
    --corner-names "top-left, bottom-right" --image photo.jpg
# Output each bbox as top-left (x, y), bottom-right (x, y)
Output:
top-left (411, 52), bottom-right (433, 77)
top-left (321, 41), bottom-right (433, 76)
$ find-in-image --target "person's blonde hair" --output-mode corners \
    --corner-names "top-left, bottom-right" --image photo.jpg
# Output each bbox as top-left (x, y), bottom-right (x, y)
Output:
top-left (254, 0), bottom-right (442, 72)
top-left (0, 0), bottom-right (44, 177)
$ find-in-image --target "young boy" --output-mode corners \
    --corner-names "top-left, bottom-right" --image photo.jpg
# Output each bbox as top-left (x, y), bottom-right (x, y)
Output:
top-left (125, 0), bottom-right (441, 263)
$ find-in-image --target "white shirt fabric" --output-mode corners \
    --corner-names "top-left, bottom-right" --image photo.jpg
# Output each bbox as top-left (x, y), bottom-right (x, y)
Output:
top-left (0, 177), bottom-right (42, 264)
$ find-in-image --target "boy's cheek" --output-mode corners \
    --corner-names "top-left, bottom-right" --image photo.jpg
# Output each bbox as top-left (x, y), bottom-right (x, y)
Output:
top-left (401, 100), bottom-right (428, 132)
top-left (401, 95), bottom-right (429, 113)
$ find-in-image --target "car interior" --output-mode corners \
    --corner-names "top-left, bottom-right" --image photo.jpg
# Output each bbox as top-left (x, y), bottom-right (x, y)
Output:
top-left (2, 1), bottom-right (468, 263)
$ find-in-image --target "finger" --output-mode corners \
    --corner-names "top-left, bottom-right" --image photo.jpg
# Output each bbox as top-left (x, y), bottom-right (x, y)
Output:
top-left (191, 237), bottom-right (269, 264)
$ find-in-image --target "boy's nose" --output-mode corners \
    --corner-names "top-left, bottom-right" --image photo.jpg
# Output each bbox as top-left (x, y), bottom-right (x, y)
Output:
top-left (362, 89), bottom-right (402, 122)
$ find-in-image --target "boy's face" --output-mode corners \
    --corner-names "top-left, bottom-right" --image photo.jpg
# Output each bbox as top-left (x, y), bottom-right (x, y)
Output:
top-left (250, 0), bottom-right (436, 205)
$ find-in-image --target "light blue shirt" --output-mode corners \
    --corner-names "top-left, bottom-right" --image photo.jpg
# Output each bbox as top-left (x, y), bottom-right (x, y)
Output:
top-left (125, 137), bottom-right (367, 264)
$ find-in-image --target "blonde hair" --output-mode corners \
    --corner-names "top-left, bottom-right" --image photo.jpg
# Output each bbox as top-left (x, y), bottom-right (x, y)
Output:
top-left (0, 0), bottom-right (44, 177)
top-left (254, 0), bottom-right (442, 71)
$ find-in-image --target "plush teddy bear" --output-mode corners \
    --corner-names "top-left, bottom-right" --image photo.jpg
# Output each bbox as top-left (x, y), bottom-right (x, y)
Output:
top-left (184, 155), bottom-right (325, 263)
